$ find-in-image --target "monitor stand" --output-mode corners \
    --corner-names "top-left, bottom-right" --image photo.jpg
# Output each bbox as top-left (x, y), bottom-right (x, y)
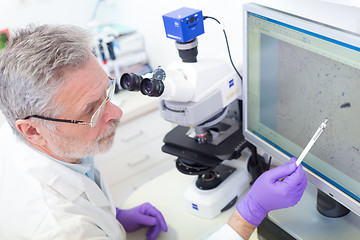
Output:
top-left (257, 183), bottom-right (360, 240)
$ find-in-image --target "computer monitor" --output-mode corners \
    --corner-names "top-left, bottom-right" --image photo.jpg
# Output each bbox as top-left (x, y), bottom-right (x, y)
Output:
top-left (242, 3), bottom-right (360, 217)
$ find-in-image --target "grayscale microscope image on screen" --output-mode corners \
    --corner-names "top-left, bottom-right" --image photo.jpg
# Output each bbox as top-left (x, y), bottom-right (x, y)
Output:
top-left (276, 40), bottom-right (360, 180)
top-left (260, 35), bottom-right (360, 182)
top-left (246, 11), bottom-right (360, 208)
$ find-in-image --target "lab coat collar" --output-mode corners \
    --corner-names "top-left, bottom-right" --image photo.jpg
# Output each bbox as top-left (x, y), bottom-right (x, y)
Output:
top-left (4, 123), bottom-right (112, 208)
top-left (44, 166), bottom-right (111, 207)
top-left (33, 155), bottom-right (111, 207)
top-left (52, 156), bottom-right (95, 182)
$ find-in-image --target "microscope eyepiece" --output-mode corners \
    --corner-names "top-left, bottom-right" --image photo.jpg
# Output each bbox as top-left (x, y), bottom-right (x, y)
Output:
top-left (120, 73), bottom-right (143, 91)
top-left (120, 73), bottom-right (165, 97)
top-left (140, 78), bottom-right (164, 97)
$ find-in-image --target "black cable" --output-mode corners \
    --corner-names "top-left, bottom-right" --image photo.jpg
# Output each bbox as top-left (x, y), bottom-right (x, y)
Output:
top-left (268, 156), bottom-right (272, 166)
top-left (204, 16), bottom-right (243, 80)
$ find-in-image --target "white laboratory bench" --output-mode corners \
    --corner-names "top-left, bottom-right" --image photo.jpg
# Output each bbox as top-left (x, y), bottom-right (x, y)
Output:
top-left (122, 154), bottom-right (259, 240)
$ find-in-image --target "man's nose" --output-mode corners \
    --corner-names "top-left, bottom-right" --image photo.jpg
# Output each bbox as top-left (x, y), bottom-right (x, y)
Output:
top-left (105, 102), bottom-right (123, 122)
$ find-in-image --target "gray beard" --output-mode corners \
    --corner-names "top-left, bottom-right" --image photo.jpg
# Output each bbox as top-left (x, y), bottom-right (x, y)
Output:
top-left (48, 119), bottom-right (120, 161)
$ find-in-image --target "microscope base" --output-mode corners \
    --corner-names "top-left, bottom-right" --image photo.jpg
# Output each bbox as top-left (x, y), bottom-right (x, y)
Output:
top-left (258, 183), bottom-right (360, 240)
top-left (184, 160), bottom-right (251, 219)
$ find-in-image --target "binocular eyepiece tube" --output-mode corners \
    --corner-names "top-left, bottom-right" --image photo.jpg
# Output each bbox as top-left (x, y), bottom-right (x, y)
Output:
top-left (120, 73), bottom-right (164, 97)
top-left (119, 73), bottom-right (143, 91)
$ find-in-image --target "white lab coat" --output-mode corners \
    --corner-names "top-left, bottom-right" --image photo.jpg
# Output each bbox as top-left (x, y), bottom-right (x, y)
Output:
top-left (0, 122), bottom-right (126, 239)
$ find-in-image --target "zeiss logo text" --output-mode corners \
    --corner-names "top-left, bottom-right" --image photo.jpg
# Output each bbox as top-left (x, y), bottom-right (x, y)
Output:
top-left (229, 79), bottom-right (234, 88)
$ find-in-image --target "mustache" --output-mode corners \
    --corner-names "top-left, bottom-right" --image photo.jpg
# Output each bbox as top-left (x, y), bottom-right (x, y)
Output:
top-left (97, 119), bottom-right (120, 141)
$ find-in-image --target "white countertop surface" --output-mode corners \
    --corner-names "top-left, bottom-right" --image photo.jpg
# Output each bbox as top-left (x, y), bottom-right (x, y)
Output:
top-left (122, 156), bottom-right (258, 240)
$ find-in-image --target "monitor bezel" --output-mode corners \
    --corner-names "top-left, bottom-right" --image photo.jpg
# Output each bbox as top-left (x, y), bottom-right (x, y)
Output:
top-left (242, 3), bottom-right (360, 217)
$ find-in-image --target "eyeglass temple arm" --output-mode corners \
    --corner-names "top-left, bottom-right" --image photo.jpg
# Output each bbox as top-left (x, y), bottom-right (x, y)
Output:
top-left (23, 115), bottom-right (88, 125)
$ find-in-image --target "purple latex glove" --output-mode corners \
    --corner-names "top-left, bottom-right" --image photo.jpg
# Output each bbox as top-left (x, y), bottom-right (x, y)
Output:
top-left (116, 202), bottom-right (167, 240)
top-left (237, 157), bottom-right (307, 226)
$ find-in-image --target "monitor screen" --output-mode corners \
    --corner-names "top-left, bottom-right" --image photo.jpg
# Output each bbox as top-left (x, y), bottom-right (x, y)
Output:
top-left (243, 3), bottom-right (360, 216)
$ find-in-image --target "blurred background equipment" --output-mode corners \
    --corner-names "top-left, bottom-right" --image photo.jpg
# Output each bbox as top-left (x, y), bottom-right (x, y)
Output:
top-left (92, 24), bottom-right (152, 93)
top-left (0, 29), bottom-right (10, 50)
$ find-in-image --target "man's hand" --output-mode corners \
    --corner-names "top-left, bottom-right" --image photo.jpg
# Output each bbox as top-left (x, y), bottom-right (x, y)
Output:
top-left (116, 202), bottom-right (167, 240)
top-left (236, 157), bottom-right (307, 226)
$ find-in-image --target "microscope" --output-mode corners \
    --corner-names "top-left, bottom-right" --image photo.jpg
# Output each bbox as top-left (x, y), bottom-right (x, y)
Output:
top-left (120, 7), bottom-right (252, 219)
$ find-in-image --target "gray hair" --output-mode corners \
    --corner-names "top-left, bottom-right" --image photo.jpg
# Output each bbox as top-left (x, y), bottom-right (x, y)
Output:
top-left (0, 24), bottom-right (94, 140)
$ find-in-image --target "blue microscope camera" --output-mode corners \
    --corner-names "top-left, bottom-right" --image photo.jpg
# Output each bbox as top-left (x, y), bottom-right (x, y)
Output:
top-left (162, 7), bottom-right (204, 43)
top-left (163, 7), bottom-right (204, 63)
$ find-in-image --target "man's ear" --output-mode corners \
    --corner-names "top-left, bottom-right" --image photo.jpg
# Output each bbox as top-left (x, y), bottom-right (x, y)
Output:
top-left (15, 119), bottom-right (46, 146)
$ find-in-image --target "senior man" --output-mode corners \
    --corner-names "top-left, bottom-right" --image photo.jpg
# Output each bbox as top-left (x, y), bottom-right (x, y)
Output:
top-left (0, 25), bottom-right (166, 240)
top-left (0, 24), bottom-right (307, 240)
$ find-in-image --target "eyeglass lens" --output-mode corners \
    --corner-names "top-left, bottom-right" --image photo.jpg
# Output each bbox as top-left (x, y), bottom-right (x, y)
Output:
top-left (89, 78), bottom-right (116, 127)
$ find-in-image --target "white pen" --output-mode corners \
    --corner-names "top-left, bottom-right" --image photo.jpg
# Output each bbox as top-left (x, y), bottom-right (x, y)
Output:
top-left (296, 118), bottom-right (328, 166)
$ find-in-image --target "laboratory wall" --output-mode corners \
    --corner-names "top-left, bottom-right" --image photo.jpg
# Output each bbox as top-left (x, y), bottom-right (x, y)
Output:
top-left (112, 0), bottom-right (360, 68)
top-left (1, 0), bottom-right (360, 70)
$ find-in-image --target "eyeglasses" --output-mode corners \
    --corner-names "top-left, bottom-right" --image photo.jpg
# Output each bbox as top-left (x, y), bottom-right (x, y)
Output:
top-left (23, 76), bottom-right (116, 128)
